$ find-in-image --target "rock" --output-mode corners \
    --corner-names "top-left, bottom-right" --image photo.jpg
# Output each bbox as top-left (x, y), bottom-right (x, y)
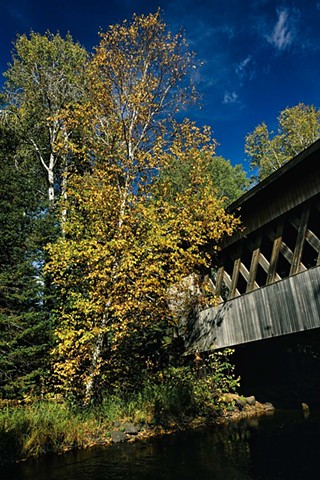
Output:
top-left (234, 396), bottom-right (247, 410)
top-left (110, 430), bottom-right (127, 443)
top-left (123, 422), bottom-right (140, 435)
top-left (245, 396), bottom-right (256, 406)
top-left (264, 402), bottom-right (275, 411)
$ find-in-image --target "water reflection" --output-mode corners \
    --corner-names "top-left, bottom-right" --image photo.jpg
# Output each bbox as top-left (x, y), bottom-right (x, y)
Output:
top-left (3, 409), bottom-right (320, 480)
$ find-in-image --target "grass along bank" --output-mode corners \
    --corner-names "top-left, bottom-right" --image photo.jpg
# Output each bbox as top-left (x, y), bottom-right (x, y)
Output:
top-left (0, 352), bottom-right (240, 463)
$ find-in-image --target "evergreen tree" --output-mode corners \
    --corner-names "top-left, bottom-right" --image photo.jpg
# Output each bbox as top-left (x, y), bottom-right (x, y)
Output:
top-left (0, 31), bottom-right (87, 399)
top-left (0, 125), bottom-right (54, 399)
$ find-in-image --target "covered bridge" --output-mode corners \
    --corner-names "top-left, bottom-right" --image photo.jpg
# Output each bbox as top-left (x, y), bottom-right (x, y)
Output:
top-left (181, 139), bottom-right (320, 353)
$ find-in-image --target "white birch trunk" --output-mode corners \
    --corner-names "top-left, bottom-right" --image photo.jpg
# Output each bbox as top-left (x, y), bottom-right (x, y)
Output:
top-left (83, 183), bottom-right (129, 403)
top-left (84, 311), bottom-right (110, 404)
top-left (48, 157), bottom-right (55, 206)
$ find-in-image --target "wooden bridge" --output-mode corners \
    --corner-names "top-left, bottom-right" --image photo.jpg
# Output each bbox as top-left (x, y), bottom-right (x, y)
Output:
top-left (181, 139), bottom-right (320, 354)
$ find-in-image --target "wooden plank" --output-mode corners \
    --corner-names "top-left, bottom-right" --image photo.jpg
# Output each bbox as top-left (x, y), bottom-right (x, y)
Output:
top-left (267, 222), bottom-right (283, 284)
top-left (222, 270), bottom-right (232, 290)
top-left (290, 207), bottom-right (310, 275)
top-left (258, 253), bottom-right (271, 274)
top-left (229, 246), bottom-right (242, 299)
top-left (247, 235), bottom-right (261, 292)
top-left (279, 240), bottom-right (293, 264)
top-left (239, 262), bottom-right (250, 282)
top-left (304, 229), bottom-right (320, 253)
top-left (182, 265), bottom-right (320, 353)
top-left (214, 266), bottom-right (224, 298)
top-left (229, 257), bottom-right (241, 299)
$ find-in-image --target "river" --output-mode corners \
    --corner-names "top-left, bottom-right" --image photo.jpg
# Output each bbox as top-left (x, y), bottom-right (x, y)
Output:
top-left (2, 409), bottom-right (320, 480)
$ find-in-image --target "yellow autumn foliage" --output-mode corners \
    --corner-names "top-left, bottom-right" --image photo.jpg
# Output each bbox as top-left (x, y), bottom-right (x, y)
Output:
top-left (45, 12), bottom-right (240, 403)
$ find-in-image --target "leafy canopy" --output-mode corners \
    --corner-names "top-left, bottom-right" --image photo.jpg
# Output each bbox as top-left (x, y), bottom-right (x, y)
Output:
top-left (157, 152), bottom-right (249, 205)
top-left (45, 12), bottom-right (240, 403)
top-left (245, 103), bottom-right (320, 181)
top-left (2, 31), bottom-right (88, 205)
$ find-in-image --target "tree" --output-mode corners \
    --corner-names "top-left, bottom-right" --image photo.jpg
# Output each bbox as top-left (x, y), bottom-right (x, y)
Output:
top-left (46, 121), bottom-right (239, 403)
top-left (46, 12), bottom-right (240, 404)
top-left (0, 32), bottom-right (87, 399)
top-left (0, 125), bottom-right (53, 399)
top-left (157, 153), bottom-right (249, 205)
top-left (245, 103), bottom-right (320, 181)
top-left (1, 31), bottom-right (88, 207)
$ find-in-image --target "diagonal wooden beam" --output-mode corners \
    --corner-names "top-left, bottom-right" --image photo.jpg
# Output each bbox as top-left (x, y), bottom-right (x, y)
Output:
top-left (227, 243), bottom-right (243, 299)
top-left (214, 266), bottom-right (224, 298)
top-left (267, 229), bottom-right (294, 266)
top-left (222, 269), bottom-right (232, 290)
top-left (303, 228), bottom-right (320, 253)
top-left (267, 222), bottom-right (283, 285)
top-left (246, 235), bottom-right (261, 292)
top-left (239, 262), bottom-right (250, 282)
top-left (290, 207), bottom-right (309, 275)
top-left (229, 256), bottom-right (241, 299)
top-left (291, 213), bottom-right (320, 256)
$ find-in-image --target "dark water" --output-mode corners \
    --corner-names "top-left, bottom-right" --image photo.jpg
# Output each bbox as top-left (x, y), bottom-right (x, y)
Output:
top-left (3, 410), bottom-right (320, 480)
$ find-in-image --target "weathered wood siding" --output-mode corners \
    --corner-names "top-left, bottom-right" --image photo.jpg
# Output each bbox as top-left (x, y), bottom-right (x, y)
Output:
top-left (224, 139), bottom-right (320, 247)
top-left (211, 196), bottom-right (320, 303)
top-left (181, 265), bottom-right (320, 353)
top-left (181, 140), bottom-right (320, 352)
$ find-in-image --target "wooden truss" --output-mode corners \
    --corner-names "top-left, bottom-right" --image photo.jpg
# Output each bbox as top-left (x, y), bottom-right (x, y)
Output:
top-left (212, 196), bottom-right (320, 303)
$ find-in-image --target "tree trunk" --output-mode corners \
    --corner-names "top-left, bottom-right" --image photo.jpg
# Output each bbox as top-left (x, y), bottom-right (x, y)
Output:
top-left (84, 311), bottom-right (109, 404)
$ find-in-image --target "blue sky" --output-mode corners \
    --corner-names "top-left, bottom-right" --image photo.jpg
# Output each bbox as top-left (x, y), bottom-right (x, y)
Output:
top-left (1, 0), bottom-right (320, 173)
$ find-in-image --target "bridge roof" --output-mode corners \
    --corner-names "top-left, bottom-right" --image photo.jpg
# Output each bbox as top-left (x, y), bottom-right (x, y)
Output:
top-left (224, 139), bottom-right (320, 247)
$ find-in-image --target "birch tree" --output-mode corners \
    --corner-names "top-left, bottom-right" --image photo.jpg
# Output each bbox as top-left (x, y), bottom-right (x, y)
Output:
top-left (46, 12), bottom-right (239, 404)
top-left (1, 32), bottom-right (88, 207)
top-left (245, 103), bottom-right (320, 181)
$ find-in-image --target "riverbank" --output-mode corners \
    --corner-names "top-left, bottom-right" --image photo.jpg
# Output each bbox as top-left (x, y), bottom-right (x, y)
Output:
top-left (0, 393), bottom-right (275, 465)
top-left (4, 407), bottom-right (320, 480)
top-left (1, 351), bottom-right (243, 464)
top-left (104, 394), bottom-right (276, 446)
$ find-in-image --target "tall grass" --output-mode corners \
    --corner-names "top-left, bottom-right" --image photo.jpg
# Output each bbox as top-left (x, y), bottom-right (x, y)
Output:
top-left (0, 401), bottom-right (106, 463)
top-left (0, 351), bottom-right (239, 463)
